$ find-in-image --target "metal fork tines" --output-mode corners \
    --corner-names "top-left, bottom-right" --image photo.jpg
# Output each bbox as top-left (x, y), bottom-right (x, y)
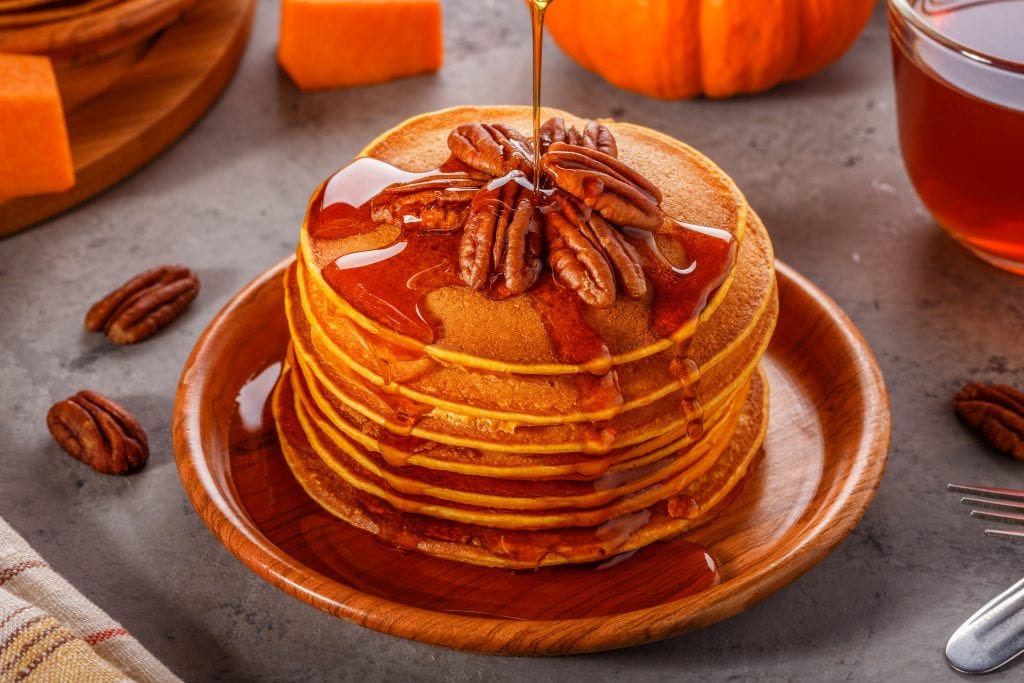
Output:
top-left (949, 483), bottom-right (1024, 539)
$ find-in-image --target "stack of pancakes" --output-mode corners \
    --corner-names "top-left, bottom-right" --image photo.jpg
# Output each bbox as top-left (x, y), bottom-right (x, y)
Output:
top-left (273, 105), bottom-right (778, 569)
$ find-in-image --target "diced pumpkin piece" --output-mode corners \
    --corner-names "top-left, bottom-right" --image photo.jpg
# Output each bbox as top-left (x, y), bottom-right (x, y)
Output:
top-left (278, 0), bottom-right (443, 91)
top-left (0, 53), bottom-right (74, 200)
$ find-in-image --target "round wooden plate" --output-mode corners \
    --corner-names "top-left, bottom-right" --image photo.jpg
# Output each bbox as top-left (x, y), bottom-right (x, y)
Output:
top-left (0, 0), bottom-right (254, 237)
top-left (172, 259), bottom-right (890, 655)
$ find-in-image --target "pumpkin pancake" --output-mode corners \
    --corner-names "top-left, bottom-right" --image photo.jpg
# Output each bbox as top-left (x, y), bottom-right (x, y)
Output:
top-left (271, 105), bottom-right (777, 567)
top-left (289, 296), bottom-right (771, 455)
top-left (284, 364), bottom-right (742, 527)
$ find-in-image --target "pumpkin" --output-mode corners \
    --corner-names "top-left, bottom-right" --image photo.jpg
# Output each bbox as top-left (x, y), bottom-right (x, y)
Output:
top-left (278, 0), bottom-right (443, 91)
top-left (544, 0), bottom-right (876, 99)
top-left (0, 53), bottom-right (74, 200)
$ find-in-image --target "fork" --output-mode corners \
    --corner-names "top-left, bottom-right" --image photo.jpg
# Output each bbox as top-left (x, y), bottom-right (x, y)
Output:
top-left (948, 483), bottom-right (1024, 540)
top-left (946, 482), bottom-right (1024, 674)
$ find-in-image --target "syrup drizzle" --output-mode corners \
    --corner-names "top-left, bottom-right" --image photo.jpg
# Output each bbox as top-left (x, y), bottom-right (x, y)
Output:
top-left (529, 0), bottom-right (553, 191)
top-left (316, 158), bottom-right (463, 344)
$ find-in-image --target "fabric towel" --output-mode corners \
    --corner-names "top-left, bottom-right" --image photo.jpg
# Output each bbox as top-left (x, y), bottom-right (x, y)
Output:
top-left (0, 516), bottom-right (181, 683)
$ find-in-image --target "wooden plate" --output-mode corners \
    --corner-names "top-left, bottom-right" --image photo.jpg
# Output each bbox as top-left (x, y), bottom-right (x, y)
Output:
top-left (0, 0), bottom-right (254, 237)
top-left (172, 259), bottom-right (890, 655)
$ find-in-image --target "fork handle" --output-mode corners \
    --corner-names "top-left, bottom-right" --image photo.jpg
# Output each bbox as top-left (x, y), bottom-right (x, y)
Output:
top-left (947, 577), bottom-right (1024, 674)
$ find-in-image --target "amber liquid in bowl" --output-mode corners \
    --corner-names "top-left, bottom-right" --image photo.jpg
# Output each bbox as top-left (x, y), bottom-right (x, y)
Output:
top-left (890, 0), bottom-right (1024, 273)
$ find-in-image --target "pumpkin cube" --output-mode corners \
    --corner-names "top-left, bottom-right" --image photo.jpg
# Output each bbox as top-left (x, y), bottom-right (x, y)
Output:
top-left (278, 0), bottom-right (443, 91)
top-left (0, 53), bottom-right (74, 200)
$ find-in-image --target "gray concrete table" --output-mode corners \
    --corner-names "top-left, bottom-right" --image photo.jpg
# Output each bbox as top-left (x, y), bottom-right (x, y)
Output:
top-left (3, 1), bottom-right (1024, 680)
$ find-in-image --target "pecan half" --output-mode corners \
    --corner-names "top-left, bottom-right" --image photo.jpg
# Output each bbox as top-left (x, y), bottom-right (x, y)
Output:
top-left (954, 383), bottom-right (1024, 460)
top-left (544, 205), bottom-right (616, 308)
top-left (539, 118), bottom-right (617, 157)
top-left (553, 194), bottom-right (647, 299)
top-left (539, 117), bottom-right (581, 151)
top-left (448, 123), bottom-right (534, 179)
top-left (47, 391), bottom-right (148, 475)
top-left (85, 265), bottom-right (199, 345)
top-left (370, 173), bottom-right (482, 232)
top-left (541, 143), bottom-right (663, 230)
top-left (581, 122), bottom-right (618, 158)
top-left (460, 176), bottom-right (542, 294)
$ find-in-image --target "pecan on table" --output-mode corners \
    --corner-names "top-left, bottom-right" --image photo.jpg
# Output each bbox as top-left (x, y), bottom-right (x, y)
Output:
top-left (460, 178), bottom-right (543, 295)
top-left (954, 383), bottom-right (1024, 460)
top-left (85, 265), bottom-right (199, 345)
top-left (370, 173), bottom-right (483, 232)
top-left (46, 391), bottom-right (149, 475)
top-left (541, 143), bottom-right (663, 231)
top-left (448, 123), bottom-right (534, 179)
top-left (540, 118), bottom-right (617, 158)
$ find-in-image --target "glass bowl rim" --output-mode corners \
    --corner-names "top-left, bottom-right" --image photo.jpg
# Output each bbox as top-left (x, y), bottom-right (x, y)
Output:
top-left (888, 0), bottom-right (1024, 74)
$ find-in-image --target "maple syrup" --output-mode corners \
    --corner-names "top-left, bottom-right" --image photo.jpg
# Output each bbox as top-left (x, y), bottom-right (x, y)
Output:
top-left (315, 158), bottom-right (463, 344)
top-left (890, 0), bottom-right (1024, 273)
top-left (529, 0), bottom-right (554, 191)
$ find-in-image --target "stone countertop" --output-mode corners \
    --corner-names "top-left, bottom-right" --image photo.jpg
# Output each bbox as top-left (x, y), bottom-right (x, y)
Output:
top-left (3, 0), bottom-right (1024, 680)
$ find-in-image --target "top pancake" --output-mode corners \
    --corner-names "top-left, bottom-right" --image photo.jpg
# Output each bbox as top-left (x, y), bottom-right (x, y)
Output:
top-left (300, 105), bottom-right (752, 374)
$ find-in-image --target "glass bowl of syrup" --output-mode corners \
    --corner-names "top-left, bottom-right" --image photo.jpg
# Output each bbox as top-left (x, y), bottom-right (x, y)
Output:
top-left (888, 0), bottom-right (1024, 274)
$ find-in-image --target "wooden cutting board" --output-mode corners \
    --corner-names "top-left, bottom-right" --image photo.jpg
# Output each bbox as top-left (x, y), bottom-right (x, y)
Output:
top-left (0, 0), bottom-right (255, 237)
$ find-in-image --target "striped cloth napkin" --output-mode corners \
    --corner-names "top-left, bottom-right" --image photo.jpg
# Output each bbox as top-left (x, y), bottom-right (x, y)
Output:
top-left (0, 517), bottom-right (181, 682)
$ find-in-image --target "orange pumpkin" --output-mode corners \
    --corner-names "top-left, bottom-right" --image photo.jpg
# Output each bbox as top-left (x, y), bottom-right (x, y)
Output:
top-left (545, 0), bottom-right (876, 99)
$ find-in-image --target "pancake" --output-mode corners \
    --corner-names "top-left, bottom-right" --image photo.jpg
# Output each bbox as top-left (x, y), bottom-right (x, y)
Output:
top-left (271, 105), bottom-right (778, 568)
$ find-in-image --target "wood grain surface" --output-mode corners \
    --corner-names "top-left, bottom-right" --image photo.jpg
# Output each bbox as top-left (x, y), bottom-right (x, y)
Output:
top-left (0, 0), bottom-right (254, 237)
top-left (0, 0), bottom-right (195, 61)
top-left (172, 259), bottom-right (891, 655)
top-left (0, 0), bottom-right (124, 30)
top-left (53, 39), bottom-right (150, 112)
